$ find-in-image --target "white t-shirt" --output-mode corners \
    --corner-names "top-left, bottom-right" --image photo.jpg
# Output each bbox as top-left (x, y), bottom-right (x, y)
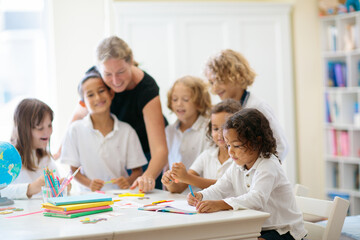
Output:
top-left (60, 114), bottom-right (147, 191)
top-left (190, 147), bottom-right (232, 179)
top-left (200, 155), bottom-right (307, 240)
top-left (166, 115), bottom-right (210, 170)
top-left (245, 93), bottom-right (288, 161)
top-left (1, 153), bottom-right (57, 199)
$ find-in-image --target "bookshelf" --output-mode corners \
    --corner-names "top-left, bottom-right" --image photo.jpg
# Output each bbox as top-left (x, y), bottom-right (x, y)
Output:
top-left (321, 11), bottom-right (360, 215)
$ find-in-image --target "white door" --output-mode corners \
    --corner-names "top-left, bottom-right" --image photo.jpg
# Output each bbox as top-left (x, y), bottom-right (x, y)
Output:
top-left (114, 2), bottom-right (296, 183)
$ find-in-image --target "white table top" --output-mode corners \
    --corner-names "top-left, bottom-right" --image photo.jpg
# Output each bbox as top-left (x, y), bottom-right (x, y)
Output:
top-left (0, 189), bottom-right (270, 240)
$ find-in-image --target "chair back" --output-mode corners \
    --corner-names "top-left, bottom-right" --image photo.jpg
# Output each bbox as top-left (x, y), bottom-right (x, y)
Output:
top-left (295, 196), bottom-right (349, 240)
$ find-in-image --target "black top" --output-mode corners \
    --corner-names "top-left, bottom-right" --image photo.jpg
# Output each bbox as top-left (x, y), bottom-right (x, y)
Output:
top-left (110, 71), bottom-right (159, 154)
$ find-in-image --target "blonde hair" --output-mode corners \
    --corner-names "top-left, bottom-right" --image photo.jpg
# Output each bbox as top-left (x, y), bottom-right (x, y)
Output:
top-left (167, 76), bottom-right (211, 117)
top-left (204, 49), bottom-right (256, 89)
top-left (11, 98), bottom-right (53, 171)
top-left (96, 36), bottom-right (138, 66)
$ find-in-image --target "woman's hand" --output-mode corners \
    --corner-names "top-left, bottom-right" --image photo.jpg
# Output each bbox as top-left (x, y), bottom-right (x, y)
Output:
top-left (196, 200), bottom-right (232, 213)
top-left (130, 175), bottom-right (155, 193)
top-left (187, 192), bottom-right (203, 206)
top-left (112, 177), bottom-right (130, 189)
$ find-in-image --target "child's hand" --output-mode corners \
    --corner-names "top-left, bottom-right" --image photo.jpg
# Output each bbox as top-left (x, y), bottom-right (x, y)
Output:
top-left (89, 179), bottom-right (104, 191)
top-left (196, 200), bottom-right (232, 213)
top-left (187, 192), bottom-right (202, 206)
top-left (161, 170), bottom-right (175, 186)
top-left (27, 175), bottom-right (45, 198)
top-left (112, 177), bottom-right (130, 189)
top-left (171, 162), bottom-right (188, 182)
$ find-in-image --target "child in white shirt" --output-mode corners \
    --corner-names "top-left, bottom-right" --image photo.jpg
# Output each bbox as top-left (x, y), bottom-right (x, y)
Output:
top-left (61, 69), bottom-right (147, 191)
top-left (187, 108), bottom-right (307, 240)
top-left (162, 99), bottom-right (241, 193)
top-left (204, 49), bottom-right (288, 160)
top-left (1, 98), bottom-right (61, 199)
top-left (165, 76), bottom-right (212, 170)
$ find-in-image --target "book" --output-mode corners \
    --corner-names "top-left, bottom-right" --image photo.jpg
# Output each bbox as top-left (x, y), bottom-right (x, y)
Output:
top-left (43, 207), bottom-right (113, 218)
top-left (139, 205), bottom-right (197, 215)
top-left (43, 205), bottom-right (111, 215)
top-left (42, 201), bottom-right (114, 211)
top-left (139, 200), bottom-right (198, 215)
top-left (47, 193), bottom-right (112, 206)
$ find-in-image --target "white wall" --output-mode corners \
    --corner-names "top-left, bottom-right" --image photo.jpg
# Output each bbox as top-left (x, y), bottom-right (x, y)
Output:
top-left (49, 0), bottom-right (108, 150)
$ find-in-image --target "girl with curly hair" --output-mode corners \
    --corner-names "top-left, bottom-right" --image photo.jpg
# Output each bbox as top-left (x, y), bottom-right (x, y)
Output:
top-left (187, 108), bottom-right (306, 240)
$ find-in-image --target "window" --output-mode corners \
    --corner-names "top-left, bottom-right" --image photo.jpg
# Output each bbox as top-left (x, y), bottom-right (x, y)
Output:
top-left (0, 0), bottom-right (52, 142)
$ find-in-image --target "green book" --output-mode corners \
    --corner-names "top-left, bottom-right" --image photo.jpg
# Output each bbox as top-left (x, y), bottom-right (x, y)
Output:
top-left (43, 207), bottom-right (112, 218)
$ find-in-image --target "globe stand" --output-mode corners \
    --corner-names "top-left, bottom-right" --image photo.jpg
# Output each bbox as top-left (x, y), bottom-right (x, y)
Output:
top-left (0, 193), bottom-right (14, 206)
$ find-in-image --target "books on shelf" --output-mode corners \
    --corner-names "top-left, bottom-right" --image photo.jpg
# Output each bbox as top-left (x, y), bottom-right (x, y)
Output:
top-left (325, 93), bottom-right (340, 124)
top-left (327, 61), bottom-right (347, 87)
top-left (328, 129), bottom-right (350, 157)
top-left (327, 25), bottom-right (337, 51)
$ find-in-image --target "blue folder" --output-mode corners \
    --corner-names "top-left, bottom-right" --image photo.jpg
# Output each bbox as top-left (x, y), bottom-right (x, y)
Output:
top-left (47, 193), bottom-right (112, 206)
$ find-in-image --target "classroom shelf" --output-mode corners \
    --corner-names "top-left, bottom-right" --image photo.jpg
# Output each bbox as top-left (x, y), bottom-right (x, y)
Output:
top-left (321, 12), bottom-right (360, 215)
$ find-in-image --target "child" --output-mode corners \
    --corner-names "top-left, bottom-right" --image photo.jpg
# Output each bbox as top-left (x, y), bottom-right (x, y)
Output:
top-left (1, 98), bottom-right (59, 199)
top-left (60, 69), bottom-right (147, 191)
top-left (187, 108), bottom-right (307, 240)
top-left (162, 99), bottom-right (241, 194)
top-left (165, 76), bottom-right (211, 170)
top-left (204, 49), bottom-right (288, 160)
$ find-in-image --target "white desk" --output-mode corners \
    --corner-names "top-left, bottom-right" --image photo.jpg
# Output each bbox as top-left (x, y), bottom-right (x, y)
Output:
top-left (0, 189), bottom-right (270, 240)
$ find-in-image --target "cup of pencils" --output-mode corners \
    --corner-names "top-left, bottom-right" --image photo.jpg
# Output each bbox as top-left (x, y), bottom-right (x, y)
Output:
top-left (42, 167), bottom-right (67, 203)
top-left (42, 186), bottom-right (67, 203)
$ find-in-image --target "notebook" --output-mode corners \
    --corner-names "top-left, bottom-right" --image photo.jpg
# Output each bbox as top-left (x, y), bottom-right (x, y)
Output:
top-left (43, 207), bottom-right (113, 218)
top-left (43, 205), bottom-right (111, 215)
top-left (42, 201), bottom-right (114, 211)
top-left (47, 193), bottom-right (112, 206)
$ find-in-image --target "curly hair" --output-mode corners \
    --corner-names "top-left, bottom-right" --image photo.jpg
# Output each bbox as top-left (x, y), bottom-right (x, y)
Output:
top-left (223, 108), bottom-right (278, 160)
top-left (206, 99), bottom-right (242, 144)
top-left (204, 49), bottom-right (256, 90)
top-left (167, 76), bottom-right (212, 117)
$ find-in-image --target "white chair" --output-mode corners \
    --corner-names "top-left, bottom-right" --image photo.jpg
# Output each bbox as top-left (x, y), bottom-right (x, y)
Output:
top-left (295, 196), bottom-right (350, 240)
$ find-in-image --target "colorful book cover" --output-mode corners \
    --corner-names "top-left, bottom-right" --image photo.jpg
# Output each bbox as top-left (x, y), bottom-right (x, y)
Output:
top-left (47, 193), bottom-right (112, 206)
top-left (43, 205), bottom-right (111, 215)
top-left (43, 207), bottom-right (113, 218)
top-left (42, 201), bottom-right (114, 211)
top-left (340, 131), bottom-right (350, 156)
top-left (334, 62), bottom-right (345, 87)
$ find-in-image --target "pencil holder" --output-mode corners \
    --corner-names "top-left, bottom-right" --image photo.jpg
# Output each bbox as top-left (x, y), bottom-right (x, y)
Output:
top-left (41, 186), bottom-right (67, 203)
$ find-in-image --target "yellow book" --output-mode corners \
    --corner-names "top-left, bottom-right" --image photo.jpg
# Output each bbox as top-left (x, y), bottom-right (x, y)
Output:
top-left (42, 201), bottom-right (114, 212)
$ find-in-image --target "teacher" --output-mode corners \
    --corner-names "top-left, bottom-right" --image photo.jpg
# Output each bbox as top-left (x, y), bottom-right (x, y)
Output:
top-left (73, 36), bottom-right (168, 192)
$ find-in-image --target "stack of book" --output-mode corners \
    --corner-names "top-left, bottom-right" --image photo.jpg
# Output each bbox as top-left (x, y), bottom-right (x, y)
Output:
top-left (42, 193), bottom-right (113, 218)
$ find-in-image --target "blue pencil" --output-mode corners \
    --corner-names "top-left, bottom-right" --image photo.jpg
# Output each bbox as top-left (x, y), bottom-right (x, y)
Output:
top-left (188, 185), bottom-right (195, 197)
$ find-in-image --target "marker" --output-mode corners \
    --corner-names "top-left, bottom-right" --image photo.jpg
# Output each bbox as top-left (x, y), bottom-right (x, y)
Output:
top-left (118, 193), bottom-right (145, 197)
top-left (189, 185), bottom-right (195, 197)
top-left (104, 180), bottom-right (113, 184)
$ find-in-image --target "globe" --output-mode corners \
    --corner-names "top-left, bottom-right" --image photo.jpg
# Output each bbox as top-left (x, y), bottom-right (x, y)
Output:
top-left (0, 141), bottom-right (22, 206)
